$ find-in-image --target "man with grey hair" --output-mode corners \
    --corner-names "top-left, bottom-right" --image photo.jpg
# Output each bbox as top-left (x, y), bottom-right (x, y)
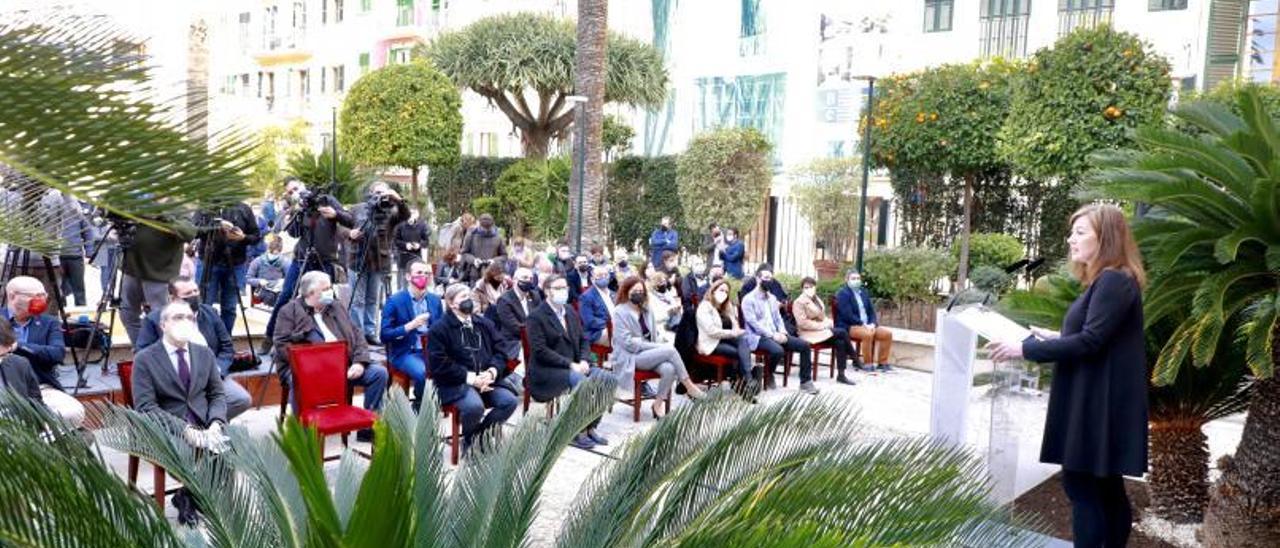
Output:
top-left (493, 266), bottom-right (541, 363)
top-left (273, 270), bottom-right (388, 438)
top-left (347, 180), bottom-right (410, 345)
top-left (2, 276), bottom-right (84, 426)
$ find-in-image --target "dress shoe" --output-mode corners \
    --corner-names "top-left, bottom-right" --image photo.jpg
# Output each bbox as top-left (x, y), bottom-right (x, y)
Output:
top-left (878, 363), bottom-right (895, 373)
top-left (569, 433), bottom-right (596, 450)
top-left (836, 373), bottom-right (856, 386)
top-left (640, 382), bottom-right (657, 399)
top-left (586, 430), bottom-right (609, 446)
top-left (356, 428), bottom-right (375, 444)
top-left (799, 381), bottom-right (820, 395)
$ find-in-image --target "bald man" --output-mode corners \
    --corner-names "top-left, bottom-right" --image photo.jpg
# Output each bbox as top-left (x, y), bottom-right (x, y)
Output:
top-left (2, 276), bottom-right (84, 426)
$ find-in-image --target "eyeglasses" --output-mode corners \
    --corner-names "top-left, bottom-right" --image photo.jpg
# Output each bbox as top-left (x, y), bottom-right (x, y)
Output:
top-left (167, 313), bottom-right (196, 322)
top-left (549, 284), bottom-right (569, 291)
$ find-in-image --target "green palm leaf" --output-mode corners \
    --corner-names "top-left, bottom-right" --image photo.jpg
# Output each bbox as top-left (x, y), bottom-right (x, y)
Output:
top-left (0, 16), bottom-right (255, 254)
top-left (1238, 293), bottom-right (1280, 379)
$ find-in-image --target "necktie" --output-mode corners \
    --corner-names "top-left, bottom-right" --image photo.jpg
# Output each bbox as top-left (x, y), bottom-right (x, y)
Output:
top-left (176, 348), bottom-right (200, 425)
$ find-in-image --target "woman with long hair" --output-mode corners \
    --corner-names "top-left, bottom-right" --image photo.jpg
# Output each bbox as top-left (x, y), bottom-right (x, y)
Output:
top-left (645, 271), bottom-right (682, 343)
top-left (611, 276), bottom-right (704, 419)
top-left (695, 279), bottom-right (756, 395)
top-left (987, 203), bottom-right (1148, 547)
top-left (472, 261), bottom-right (508, 316)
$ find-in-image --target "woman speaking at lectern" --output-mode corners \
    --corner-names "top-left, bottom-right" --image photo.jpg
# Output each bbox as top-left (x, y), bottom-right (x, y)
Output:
top-left (987, 204), bottom-right (1147, 548)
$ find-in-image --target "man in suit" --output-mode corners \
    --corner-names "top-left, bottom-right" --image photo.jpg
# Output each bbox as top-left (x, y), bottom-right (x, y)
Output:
top-left (428, 283), bottom-right (518, 453)
top-left (493, 267), bottom-right (542, 364)
top-left (742, 265), bottom-right (817, 394)
top-left (563, 255), bottom-right (592, 305)
top-left (380, 259), bottom-right (444, 410)
top-left (135, 276), bottom-right (252, 420)
top-left (131, 301), bottom-right (228, 525)
top-left (2, 276), bottom-right (82, 425)
top-left (0, 321), bottom-right (43, 405)
top-left (274, 270), bottom-right (388, 441)
top-left (834, 269), bottom-right (894, 372)
top-left (527, 274), bottom-right (608, 449)
top-left (579, 265), bottom-right (615, 350)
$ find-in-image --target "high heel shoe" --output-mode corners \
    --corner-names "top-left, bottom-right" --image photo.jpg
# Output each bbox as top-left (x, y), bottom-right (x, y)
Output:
top-left (651, 403), bottom-right (666, 420)
top-left (686, 385), bottom-right (706, 400)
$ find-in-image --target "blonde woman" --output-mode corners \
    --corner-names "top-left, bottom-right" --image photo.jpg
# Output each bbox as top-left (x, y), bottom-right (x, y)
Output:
top-left (645, 271), bottom-right (682, 343)
top-left (695, 279), bottom-right (755, 392)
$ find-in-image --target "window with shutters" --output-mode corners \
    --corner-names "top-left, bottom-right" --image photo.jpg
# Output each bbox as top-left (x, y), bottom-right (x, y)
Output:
top-left (1058, 0), bottom-right (1113, 36)
top-left (980, 0), bottom-right (1031, 59)
top-left (1149, 0), bottom-right (1187, 11)
top-left (924, 0), bottom-right (954, 32)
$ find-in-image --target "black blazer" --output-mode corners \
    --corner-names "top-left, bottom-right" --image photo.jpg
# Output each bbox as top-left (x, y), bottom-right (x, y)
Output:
top-left (493, 288), bottom-right (541, 361)
top-left (1023, 269), bottom-right (1148, 477)
top-left (427, 312), bottom-right (507, 405)
top-left (0, 355), bottom-right (43, 404)
top-left (526, 302), bottom-right (589, 403)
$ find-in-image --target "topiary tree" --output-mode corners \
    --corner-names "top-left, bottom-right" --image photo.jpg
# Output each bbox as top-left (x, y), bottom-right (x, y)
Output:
top-left (339, 61), bottom-right (463, 214)
top-left (494, 157), bottom-right (571, 241)
top-left (999, 24), bottom-right (1171, 260)
top-left (792, 158), bottom-right (861, 263)
top-left (608, 155), bottom-right (683, 251)
top-left (869, 60), bottom-right (1018, 289)
top-left (602, 114), bottom-right (635, 161)
top-left (957, 232), bottom-right (1024, 273)
top-left (677, 128), bottom-right (772, 246)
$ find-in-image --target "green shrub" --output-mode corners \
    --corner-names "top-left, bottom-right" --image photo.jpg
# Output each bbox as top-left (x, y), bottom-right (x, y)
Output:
top-left (470, 196), bottom-right (502, 219)
top-left (969, 265), bottom-right (1014, 296)
top-left (285, 148), bottom-right (371, 205)
top-left (495, 157), bottom-right (570, 240)
top-left (959, 233), bottom-right (1024, 272)
top-left (676, 127), bottom-right (772, 238)
top-left (608, 155), bottom-right (685, 250)
top-left (428, 156), bottom-right (520, 221)
top-left (862, 246), bottom-right (954, 302)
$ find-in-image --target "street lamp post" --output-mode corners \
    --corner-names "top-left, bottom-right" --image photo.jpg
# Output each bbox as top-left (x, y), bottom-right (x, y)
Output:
top-left (567, 95), bottom-right (589, 255)
top-left (853, 76), bottom-right (876, 273)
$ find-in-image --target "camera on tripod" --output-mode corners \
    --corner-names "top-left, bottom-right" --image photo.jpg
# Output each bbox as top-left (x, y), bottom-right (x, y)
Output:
top-left (366, 193), bottom-right (397, 224)
top-left (295, 190), bottom-right (335, 216)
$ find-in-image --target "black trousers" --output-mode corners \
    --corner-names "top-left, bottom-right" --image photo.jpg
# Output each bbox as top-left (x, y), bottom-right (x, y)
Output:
top-left (757, 335), bottom-right (812, 383)
top-left (59, 255), bottom-right (86, 306)
top-left (1061, 469), bottom-right (1131, 548)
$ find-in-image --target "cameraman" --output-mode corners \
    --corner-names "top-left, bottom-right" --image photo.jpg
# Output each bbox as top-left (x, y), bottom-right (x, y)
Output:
top-left (120, 219), bottom-right (197, 344)
top-left (347, 181), bottom-right (410, 345)
top-left (262, 178), bottom-right (355, 353)
top-left (193, 202), bottom-right (261, 333)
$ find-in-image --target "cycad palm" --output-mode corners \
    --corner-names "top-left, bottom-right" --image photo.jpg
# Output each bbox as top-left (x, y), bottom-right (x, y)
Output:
top-left (1086, 88), bottom-right (1280, 545)
top-left (0, 379), bottom-right (1039, 547)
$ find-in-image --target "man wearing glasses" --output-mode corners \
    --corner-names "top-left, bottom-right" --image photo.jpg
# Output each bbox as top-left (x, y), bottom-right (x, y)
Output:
top-left (1, 276), bottom-right (84, 426)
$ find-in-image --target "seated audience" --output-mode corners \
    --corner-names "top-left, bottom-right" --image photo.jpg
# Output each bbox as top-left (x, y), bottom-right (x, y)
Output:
top-left (646, 271), bottom-right (682, 343)
top-left (472, 261), bottom-right (508, 317)
top-left (527, 274), bottom-right (609, 449)
top-left (835, 270), bottom-right (894, 372)
top-left (564, 255), bottom-right (592, 304)
top-left (2, 276), bottom-right (83, 426)
top-left (659, 250), bottom-right (682, 287)
top-left (742, 265), bottom-right (818, 394)
top-left (588, 244), bottom-right (609, 267)
top-left (681, 257), bottom-right (710, 309)
top-left (435, 247), bottom-right (465, 292)
top-left (136, 276), bottom-right (252, 420)
top-left (0, 322), bottom-right (43, 406)
top-left (793, 276), bottom-right (858, 385)
top-left (695, 279), bottom-right (756, 393)
top-left (611, 276), bottom-right (704, 419)
top-left (428, 283), bottom-right (519, 453)
top-left (132, 302), bottom-right (228, 525)
top-left (494, 267), bottom-right (542, 363)
top-left (273, 271), bottom-right (388, 439)
top-left (246, 236), bottom-right (290, 307)
top-left (579, 265), bottom-right (615, 351)
top-left (739, 273), bottom-right (789, 304)
top-left (380, 260), bottom-right (444, 410)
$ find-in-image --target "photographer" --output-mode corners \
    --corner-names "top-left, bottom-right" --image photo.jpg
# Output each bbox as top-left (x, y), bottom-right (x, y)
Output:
top-left (460, 214), bottom-right (506, 284)
top-left (193, 201), bottom-right (261, 333)
top-left (262, 178), bottom-right (355, 353)
top-left (347, 181), bottom-right (410, 345)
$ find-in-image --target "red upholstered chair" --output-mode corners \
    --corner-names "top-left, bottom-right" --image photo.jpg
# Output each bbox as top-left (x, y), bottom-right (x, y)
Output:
top-left (589, 318), bottom-right (613, 367)
top-left (624, 369), bottom-right (669, 422)
top-left (419, 334), bottom-right (463, 465)
top-left (692, 353), bottom-right (733, 386)
top-left (287, 341), bottom-right (378, 461)
top-left (118, 360), bottom-right (169, 509)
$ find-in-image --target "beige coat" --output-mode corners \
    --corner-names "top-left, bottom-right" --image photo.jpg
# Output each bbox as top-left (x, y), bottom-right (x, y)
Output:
top-left (792, 292), bottom-right (834, 344)
top-left (696, 299), bottom-right (742, 355)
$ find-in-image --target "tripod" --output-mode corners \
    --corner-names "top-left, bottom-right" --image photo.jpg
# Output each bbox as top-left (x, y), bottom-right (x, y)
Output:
top-left (81, 221), bottom-right (132, 386)
top-left (196, 211), bottom-right (260, 366)
top-left (0, 246), bottom-right (86, 388)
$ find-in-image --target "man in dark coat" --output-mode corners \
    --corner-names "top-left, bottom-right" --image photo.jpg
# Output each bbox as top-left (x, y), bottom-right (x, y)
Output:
top-left (526, 274), bottom-right (607, 449)
top-left (428, 282), bottom-right (518, 453)
top-left (460, 214), bottom-right (507, 283)
top-left (493, 267), bottom-right (542, 362)
top-left (0, 321), bottom-right (43, 406)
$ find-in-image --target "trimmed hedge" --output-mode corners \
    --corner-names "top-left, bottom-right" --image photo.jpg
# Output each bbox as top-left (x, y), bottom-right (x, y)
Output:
top-left (607, 155), bottom-right (686, 252)
top-left (427, 156), bottom-right (519, 222)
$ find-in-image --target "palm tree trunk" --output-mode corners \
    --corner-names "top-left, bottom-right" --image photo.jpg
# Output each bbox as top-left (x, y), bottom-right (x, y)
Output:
top-left (1148, 417), bottom-right (1209, 523)
top-left (956, 174), bottom-right (974, 289)
top-left (1202, 376), bottom-right (1280, 546)
top-left (569, 0), bottom-right (608, 248)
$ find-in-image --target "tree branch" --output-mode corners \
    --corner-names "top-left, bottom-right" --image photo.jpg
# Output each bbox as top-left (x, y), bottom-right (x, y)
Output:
top-left (536, 88), bottom-right (551, 126)
top-left (513, 91), bottom-right (536, 125)
top-left (477, 86), bottom-right (533, 132)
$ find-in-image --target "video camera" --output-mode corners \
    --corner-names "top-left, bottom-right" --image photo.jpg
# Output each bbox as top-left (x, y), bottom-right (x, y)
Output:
top-left (295, 190), bottom-right (335, 216)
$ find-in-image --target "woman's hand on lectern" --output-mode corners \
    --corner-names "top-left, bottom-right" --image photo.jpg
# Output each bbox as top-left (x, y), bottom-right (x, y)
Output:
top-left (1029, 326), bottom-right (1060, 341)
top-left (985, 340), bottom-right (1024, 362)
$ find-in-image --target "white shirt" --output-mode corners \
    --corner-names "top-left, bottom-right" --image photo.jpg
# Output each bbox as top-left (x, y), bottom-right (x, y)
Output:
top-left (162, 339), bottom-right (190, 376)
top-left (313, 312), bottom-right (338, 342)
top-left (597, 286), bottom-right (615, 314)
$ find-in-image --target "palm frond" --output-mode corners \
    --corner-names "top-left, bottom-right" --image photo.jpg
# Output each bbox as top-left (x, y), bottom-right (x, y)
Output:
top-left (0, 393), bottom-right (182, 547)
top-left (1172, 100), bottom-right (1248, 141)
top-left (0, 15), bottom-right (255, 252)
top-left (342, 392), bottom-right (414, 547)
top-left (1130, 125), bottom-right (1258, 199)
top-left (1238, 293), bottom-right (1280, 379)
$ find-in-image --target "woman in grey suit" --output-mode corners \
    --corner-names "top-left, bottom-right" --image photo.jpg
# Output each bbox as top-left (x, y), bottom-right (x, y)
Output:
top-left (611, 276), bottom-right (704, 419)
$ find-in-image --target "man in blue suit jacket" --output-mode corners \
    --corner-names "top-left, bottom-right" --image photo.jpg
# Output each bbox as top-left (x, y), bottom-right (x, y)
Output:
top-left (578, 265), bottom-right (615, 351)
top-left (648, 216), bottom-right (679, 268)
top-left (380, 260), bottom-right (444, 410)
top-left (3, 276), bottom-right (83, 426)
top-left (834, 270), bottom-right (894, 371)
top-left (135, 276), bottom-right (252, 420)
top-left (719, 227), bottom-right (745, 279)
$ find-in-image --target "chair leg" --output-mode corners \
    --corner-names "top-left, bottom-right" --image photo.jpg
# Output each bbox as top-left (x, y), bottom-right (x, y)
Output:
top-left (633, 377), bottom-right (642, 423)
top-left (522, 388), bottom-right (530, 416)
top-left (278, 384), bottom-right (290, 425)
top-left (782, 352), bottom-right (791, 388)
top-left (450, 410), bottom-right (460, 466)
top-left (152, 465), bottom-right (165, 509)
top-left (128, 455), bottom-right (139, 486)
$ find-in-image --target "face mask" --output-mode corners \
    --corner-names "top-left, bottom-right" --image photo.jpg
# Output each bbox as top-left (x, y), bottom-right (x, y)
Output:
top-left (457, 299), bottom-right (475, 316)
top-left (629, 292), bottom-right (646, 305)
top-left (758, 280), bottom-right (771, 291)
top-left (848, 280), bottom-right (862, 289)
top-left (618, 261), bottom-right (628, 269)
top-left (265, 253), bottom-right (280, 262)
top-left (551, 290), bottom-right (569, 306)
top-left (517, 280), bottom-right (536, 293)
top-left (665, 262), bottom-right (677, 270)
top-left (803, 287), bottom-right (817, 298)
top-left (656, 283), bottom-right (669, 293)
top-left (692, 264), bottom-right (706, 276)
top-left (577, 264), bottom-right (589, 272)
top-left (183, 296), bottom-right (201, 313)
top-left (726, 234), bottom-right (736, 242)
top-left (26, 296), bottom-right (48, 317)
top-left (592, 255), bottom-right (605, 264)
top-left (714, 290), bottom-right (729, 303)
top-left (167, 320), bottom-right (196, 345)
top-left (319, 289), bottom-right (336, 306)
top-left (593, 277), bottom-right (610, 289)
top-left (558, 252), bottom-right (571, 260)
top-left (410, 275), bottom-right (429, 290)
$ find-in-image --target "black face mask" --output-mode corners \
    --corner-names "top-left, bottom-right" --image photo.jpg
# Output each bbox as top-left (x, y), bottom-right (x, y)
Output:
top-left (758, 280), bottom-right (771, 291)
top-left (517, 280), bottom-right (536, 293)
top-left (656, 283), bottom-right (669, 293)
top-left (183, 296), bottom-right (200, 313)
top-left (577, 264), bottom-right (590, 272)
top-left (629, 292), bottom-right (646, 305)
top-left (457, 299), bottom-right (475, 315)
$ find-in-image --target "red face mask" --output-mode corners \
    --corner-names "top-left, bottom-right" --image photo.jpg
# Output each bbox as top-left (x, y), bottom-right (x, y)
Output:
top-left (27, 296), bottom-right (48, 316)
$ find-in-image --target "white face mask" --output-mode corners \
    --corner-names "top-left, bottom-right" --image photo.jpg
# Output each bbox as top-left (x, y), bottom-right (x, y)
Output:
top-left (803, 287), bottom-right (817, 298)
top-left (714, 290), bottom-right (729, 303)
top-left (166, 320), bottom-right (197, 345)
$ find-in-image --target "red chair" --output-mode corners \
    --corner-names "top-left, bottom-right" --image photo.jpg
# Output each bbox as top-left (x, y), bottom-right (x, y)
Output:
top-left (692, 353), bottom-right (733, 386)
top-left (589, 318), bottom-right (613, 367)
top-left (118, 360), bottom-right (170, 509)
top-left (287, 341), bottom-right (378, 462)
top-left (623, 369), bottom-right (669, 422)
top-left (419, 334), bottom-right (463, 465)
